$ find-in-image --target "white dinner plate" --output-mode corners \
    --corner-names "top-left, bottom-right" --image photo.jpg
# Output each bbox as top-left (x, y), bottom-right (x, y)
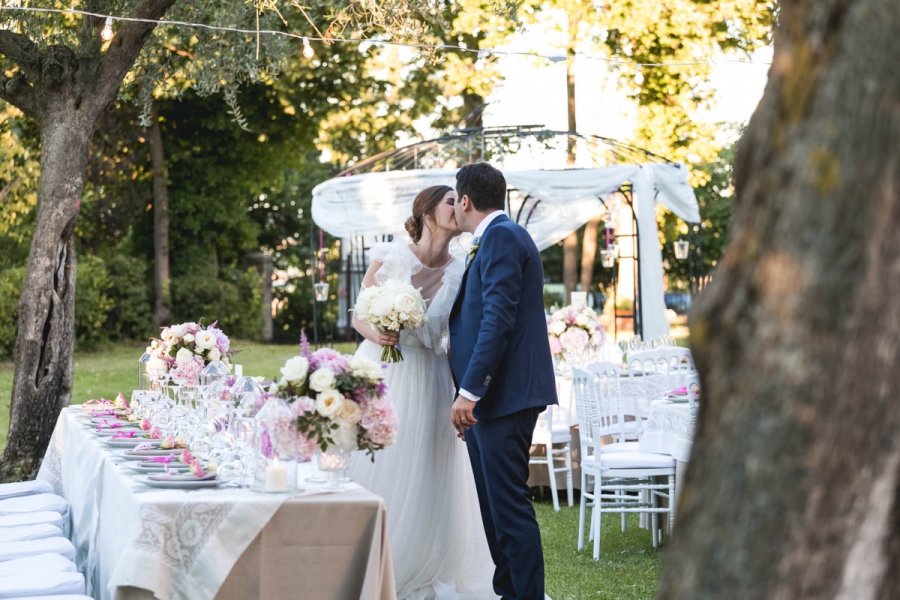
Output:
top-left (94, 428), bottom-right (142, 437)
top-left (128, 463), bottom-right (190, 474)
top-left (122, 447), bottom-right (175, 458)
top-left (139, 476), bottom-right (220, 490)
top-left (106, 437), bottom-right (157, 448)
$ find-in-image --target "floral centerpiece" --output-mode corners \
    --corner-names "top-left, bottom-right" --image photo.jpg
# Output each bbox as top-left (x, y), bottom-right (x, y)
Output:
top-left (269, 337), bottom-right (396, 461)
top-left (547, 304), bottom-right (606, 361)
top-left (353, 280), bottom-right (427, 362)
top-left (146, 321), bottom-right (231, 385)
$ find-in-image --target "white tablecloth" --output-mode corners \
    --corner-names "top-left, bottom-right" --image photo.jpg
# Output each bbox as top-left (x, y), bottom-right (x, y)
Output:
top-left (639, 400), bottom-right (696, 463)
top-left (38, 407), bottom-right (396, 600)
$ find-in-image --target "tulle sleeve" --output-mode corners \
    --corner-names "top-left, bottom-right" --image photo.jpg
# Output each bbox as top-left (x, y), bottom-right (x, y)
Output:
top-left (366, 241), bottom-right (419, 287)
top-left (412, 258), bottom-right (464, 355)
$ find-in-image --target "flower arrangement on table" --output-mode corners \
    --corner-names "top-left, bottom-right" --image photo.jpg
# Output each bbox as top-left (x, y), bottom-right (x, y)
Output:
top-left (353, 280), bottom-right (427, 362)
top-left (547, 304), bottom-right (607, 362)
top-left (269, 337), bottom-right (396, 461)
top-left (145, 321), bottom-right (231, 385)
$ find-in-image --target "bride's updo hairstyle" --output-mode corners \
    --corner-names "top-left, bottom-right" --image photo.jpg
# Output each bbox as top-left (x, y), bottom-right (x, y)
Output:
top-left (404, 185), bottom-right (454, 243)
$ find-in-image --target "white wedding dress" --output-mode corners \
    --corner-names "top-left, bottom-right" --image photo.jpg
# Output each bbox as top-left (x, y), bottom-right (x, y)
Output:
top-left (348, 241), bottom-right (497, 600)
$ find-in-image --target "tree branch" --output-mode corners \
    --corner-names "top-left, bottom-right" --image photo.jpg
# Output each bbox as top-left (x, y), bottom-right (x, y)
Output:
top-left (0, 72), bottom-right (39, 120)
top-left (0, 30), bottom-right (40, 79)
top-left (94, 0), bottom-right (177, 108)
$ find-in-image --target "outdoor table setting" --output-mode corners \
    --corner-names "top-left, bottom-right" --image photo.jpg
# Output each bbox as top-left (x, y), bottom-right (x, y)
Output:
top-left (35, 322), bottom-right (399, 600)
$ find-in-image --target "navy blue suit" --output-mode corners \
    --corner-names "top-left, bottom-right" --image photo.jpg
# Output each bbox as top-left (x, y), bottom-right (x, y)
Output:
top-left (449, 214), bottom-right (557, 600)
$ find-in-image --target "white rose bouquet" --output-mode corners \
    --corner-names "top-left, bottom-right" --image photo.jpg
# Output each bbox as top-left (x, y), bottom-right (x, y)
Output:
top-left (270, 338), bottom-right (396, 460)
top-left (146, 321), bottom-right (231, 385)
top-left (547, 304), bottom-right (606, 360)
top-left (353, 280), bottom-right (427, 362)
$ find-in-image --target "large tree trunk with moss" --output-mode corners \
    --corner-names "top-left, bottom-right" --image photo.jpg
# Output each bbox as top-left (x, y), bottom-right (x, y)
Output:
top-left (658, 0), bottom-right (900, 597)
top-left (148, 107), bottom-right (172, 329)
top-left (0, 0), bottom-right (176, 480)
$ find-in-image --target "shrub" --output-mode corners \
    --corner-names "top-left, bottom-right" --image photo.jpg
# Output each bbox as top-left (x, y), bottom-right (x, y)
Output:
top-left (170, 267), bottom-right (262, 340)
top-left (75, 255), bottom-right (115, 350)
top-left (103, 254), bottom-right (153, 340)
top-left (0, 267), bottom-right (26, 359)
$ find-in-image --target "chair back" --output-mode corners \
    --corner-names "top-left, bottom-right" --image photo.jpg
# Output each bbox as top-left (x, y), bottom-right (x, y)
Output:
top-left (576, 362), bottom-right (628, 446)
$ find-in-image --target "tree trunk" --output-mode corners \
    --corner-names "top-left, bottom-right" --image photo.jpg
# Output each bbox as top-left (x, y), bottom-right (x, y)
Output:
top-left (562, 17), bottom-right (579, 300)
top-left (659, 1), bottom-right (900, 598)
top-left (148, 107), bottom-right (171, 329)
top-left (0, 118), bottom-right (90, 481)
top-left (580, 216), bottom-right (600, 294)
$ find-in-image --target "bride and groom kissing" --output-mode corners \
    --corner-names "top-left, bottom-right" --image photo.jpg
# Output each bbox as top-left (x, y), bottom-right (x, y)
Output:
top-left (349, 162), bottom-right (557, 600)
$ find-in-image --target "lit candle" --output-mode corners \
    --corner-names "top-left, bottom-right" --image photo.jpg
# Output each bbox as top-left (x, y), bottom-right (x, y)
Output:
top-left (264, 456), bottom-right (288, 492)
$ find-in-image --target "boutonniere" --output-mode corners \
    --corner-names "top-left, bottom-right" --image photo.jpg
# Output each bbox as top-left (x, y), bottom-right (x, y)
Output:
top-left (465, 237), bottom-right (481, 267)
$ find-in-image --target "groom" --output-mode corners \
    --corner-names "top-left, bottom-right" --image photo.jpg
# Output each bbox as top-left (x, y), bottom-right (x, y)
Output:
top-left (448, 162), bottom-right (557, 599)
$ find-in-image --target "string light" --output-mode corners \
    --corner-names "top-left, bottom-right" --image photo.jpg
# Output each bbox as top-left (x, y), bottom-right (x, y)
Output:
top-left (100, 16), bottom-right (114, 42)
top-left (0, 6), bottom-right (771, 70)
top-left (302, 36), bottom-right (314, 59)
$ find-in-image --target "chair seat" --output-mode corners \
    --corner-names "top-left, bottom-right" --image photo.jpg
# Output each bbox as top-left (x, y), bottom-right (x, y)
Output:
top-left (0, 571), bottom-right (85, 598)
top-left (0, 481), bottom-right (54, 501)
top-left (0, 511), bottom-right (64, 530)
top-left (600, 441), bottom-right (640, 453)
top-left (0, 523), bottom-right (62, 543)
top-left (0, 537), bottom-right (76, 562)
top-left (0, 493), bottom-right (67, 516)
top-left (0, 553), bottom-right (77, 576)
top-left (532, 426), bottom-right (572, 445)
top-left (584, 451), bottom-right (676, 470)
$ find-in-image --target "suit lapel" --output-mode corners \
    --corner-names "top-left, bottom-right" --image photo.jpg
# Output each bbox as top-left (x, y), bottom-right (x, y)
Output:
top-left (450, 214), bottom-right (510, 318)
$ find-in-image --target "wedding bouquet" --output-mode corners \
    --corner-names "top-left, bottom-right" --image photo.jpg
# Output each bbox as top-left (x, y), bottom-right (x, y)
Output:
top-left (146, 321), bottom-right (231, 385)
top-left (270, 338), bottom-right (397, 460)
top-left (353, 280), bottom-right (427, 362)
top-left (547, 304), bottom-right (606, 359)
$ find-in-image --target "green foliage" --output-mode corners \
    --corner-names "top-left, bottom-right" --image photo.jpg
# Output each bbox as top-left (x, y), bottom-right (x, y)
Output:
top-left (661, 143), bottom-right (737, 288)
top-left (171, 267), bottom-right (262, 340)
top-left (0, 267), bottom-right (25, 359)
top-left (74, 255), bottom-right (115, 351)
top-left (103, 253), bottom-right (154, 341)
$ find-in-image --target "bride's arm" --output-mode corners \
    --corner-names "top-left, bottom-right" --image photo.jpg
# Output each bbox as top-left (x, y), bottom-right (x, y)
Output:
top-left (352, 261), bottom-right (400, 347)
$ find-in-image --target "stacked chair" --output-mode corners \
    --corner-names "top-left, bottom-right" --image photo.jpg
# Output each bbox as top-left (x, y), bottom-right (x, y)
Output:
top-left (573, 363), bottom-right (677, 560)
top-left (0, 481), bottom-right (88, 599)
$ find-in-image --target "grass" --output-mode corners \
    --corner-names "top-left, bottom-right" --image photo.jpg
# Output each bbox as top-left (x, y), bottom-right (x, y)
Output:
top-left (1, 341), bottom-right (661, 598)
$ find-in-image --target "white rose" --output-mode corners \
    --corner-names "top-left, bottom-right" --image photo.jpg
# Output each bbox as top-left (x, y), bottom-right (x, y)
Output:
top-left (146, 357), bottom-right (167, 376)
top-left (371, 294), bottom-right (395, 319)
top-left (550, 321), bottom-right (566, 335)
top-left (309, 368), bottom-right (336, 392)
top-left (575, 314), bottom-right (589, 326)
top-left (315, 389), bottom-right (344, 418)
top-left (194, 330), bottom-right (216, 350)
top-left (171, 325), bottom-right (186, 339)
top-left (183, 333), bottom-right (195, 343)
top-left (208, 347), bottom-right (221, 361)
top-left (332, 420), bottom-right (358, 451)
top-left (393, 292), bottom-right (420, 315)
top-left (175, 347), bottom-right (194, 366)
top-left (338, 399), bottom-right (362, 424)
top-left (349, 356), bottom-right (379, 378)
top-left (280, 356), bottom-right (309, 383)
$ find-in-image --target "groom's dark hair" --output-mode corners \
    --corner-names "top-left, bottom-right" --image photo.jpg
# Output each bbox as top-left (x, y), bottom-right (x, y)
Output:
top-left (456, 162), bottom-right (506, 212)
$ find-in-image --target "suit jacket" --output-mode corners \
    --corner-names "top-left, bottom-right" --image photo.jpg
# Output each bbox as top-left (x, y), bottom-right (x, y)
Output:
top-left (449, 214), bottom-right (558, 419)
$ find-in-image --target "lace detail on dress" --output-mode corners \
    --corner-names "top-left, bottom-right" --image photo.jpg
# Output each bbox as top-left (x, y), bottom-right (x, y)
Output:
top-left (364, 241), bottom-right (463, 355)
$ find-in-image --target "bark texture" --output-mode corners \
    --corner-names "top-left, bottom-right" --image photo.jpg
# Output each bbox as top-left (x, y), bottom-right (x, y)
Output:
top-left (658, 1), bottom-right (900, 598)
top-left (0, 0), bottom-right (177, 481)
top-left (148, 109), bottom-right (172, 329)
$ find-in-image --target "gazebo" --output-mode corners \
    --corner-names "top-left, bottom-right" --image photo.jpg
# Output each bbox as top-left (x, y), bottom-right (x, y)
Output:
top-left (311, 126), bottom-right (701, 340)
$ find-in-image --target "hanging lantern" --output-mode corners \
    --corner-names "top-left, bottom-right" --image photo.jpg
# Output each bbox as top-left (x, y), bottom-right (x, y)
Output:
top-left (674, 239), bottom-right (690, 260)
top-left (251, 396), bottom-right (298, 493)
top-left (600, 249), bottom-right (616, 268)
top-left (314, 281), bottom-right (329, 302)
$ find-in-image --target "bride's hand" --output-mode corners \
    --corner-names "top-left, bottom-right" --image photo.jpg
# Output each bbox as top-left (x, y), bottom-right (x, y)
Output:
top-left (377, 331), bottom-right (400, 346)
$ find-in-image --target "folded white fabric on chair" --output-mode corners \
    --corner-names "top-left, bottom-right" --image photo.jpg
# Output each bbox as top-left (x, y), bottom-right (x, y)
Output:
top-left (0, 570), bottom-right (85, 597)
top-left (0, 553), bottom-right (77, 576)
top-left (0, 481), bottom-right (54, 502)
top-left (0, 537), bottom-right (76, 562)
top-left (0, 524), bottom-right (63, 543)
top-left (0, 494), bottom-right (67, 516)
top-left (0, 512), bottom-right (64, 530)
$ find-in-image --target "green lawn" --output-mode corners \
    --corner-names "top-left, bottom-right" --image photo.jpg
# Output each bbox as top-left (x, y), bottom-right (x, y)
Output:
top-left (0, 341), bottom-right (661, 598)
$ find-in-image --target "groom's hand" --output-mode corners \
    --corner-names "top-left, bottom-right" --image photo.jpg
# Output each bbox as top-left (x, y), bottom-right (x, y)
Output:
top-left (451, 395), bottom-right (478, 439)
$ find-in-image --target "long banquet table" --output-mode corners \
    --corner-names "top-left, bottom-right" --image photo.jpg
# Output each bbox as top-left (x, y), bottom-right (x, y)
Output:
top-left (38, 407), bottom-right (396, 600)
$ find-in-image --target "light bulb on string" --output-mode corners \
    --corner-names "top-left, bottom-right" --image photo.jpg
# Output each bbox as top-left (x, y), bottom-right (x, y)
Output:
top-left (633, 66), bottom-right (644, 85)
top-left (302, 37), bottom-right (315, 59)
top-left (100, 16), bottom-right (114, 41)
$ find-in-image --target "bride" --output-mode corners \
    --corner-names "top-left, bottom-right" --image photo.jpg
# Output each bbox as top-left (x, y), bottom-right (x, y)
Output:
top-left (348, 185), bottom-right (496, 600)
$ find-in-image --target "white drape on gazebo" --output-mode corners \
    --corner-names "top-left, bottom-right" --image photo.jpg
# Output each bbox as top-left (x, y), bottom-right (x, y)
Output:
top-left (312, 164), bottom-right (699, 340)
